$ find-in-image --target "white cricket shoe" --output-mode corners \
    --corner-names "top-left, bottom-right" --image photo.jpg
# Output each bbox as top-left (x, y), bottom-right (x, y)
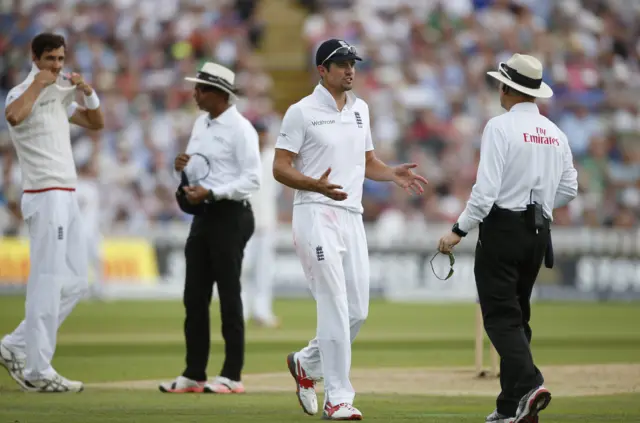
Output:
top-left (204, 376), bottom-right (245, 394)
top-left (287, 352), bottom-right (318, 415)
top-left (514, 386), bottom-right (551, 423)
top-left (0, 342), bottom-right (28, 390)
top-left (24, 373), bottom-right (84, 393)
top-left (159, 375), bottom-right (206, 393)
top-left (486, 409), bottom-right (515, 423)
top-left (322, 402), bottom-right (363, 420)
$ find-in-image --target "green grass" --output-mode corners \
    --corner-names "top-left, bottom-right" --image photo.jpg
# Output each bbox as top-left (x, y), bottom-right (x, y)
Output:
top-left (0, 296), bottom-right (639, 422)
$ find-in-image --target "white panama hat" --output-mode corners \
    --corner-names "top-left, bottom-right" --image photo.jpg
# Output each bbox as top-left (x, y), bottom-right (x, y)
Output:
top-left (487, 53), bottom-right (553, 99)
top-left (185, 62), bottom-right (237, 98)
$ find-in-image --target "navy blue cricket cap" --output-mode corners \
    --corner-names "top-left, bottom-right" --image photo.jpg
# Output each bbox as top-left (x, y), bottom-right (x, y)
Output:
top-left (315, 39), bottom-right (362, 67)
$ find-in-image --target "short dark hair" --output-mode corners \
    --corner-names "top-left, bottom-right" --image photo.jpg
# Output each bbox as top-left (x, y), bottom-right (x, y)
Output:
top-left (31, 33), bottom-right (66, 59)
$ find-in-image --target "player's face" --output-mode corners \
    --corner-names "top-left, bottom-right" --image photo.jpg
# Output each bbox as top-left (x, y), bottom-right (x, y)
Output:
top-left (322, 60), bottom-right (356, 92)
top-left (193, 84), bottom-right (211, 110)
top-left (34, 47), bottom-right (65, 76)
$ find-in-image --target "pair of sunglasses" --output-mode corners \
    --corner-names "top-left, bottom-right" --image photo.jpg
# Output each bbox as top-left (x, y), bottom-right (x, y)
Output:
top-left (322, 45), bottom-right (358, 65)
top-left (429, 251), bottom-right (456, 281)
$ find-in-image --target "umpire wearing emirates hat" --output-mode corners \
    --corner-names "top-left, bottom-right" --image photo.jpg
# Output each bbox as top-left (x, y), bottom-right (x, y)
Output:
top-left (160, 62), bottom-right (261, 394)
top-left (437, 54), bottom-right (578, 423)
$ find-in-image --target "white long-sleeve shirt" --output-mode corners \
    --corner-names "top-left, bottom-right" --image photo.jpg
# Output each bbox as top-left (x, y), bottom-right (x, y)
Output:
top-left (457, 102), bottom-right (578, 233)
top-left (5, 63), bottom-right (80, 192)
top-left (183, 105), bottom-right (261, 201)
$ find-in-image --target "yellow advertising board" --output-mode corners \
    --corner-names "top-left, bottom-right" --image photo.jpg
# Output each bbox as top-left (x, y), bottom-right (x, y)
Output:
top-left (0, 237), bottom-right (158, 285)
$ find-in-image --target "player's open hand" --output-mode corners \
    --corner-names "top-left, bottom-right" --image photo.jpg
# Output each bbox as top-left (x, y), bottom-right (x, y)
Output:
top-left (68, 72), bottom-right (93, 95)
top-left (315, 167), bottom-right (348, 201)
top-left (182, 185), bottom-right (209, 204)
top-left (392, 163), bottom-right (428, 195)
top-left (34, 70), bottom-right (57, 87)
top-left (174, 154), bottom-right (191, 172)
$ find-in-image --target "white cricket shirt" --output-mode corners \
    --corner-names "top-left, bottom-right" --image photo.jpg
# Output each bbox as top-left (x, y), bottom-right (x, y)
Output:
top-left (183, 105), bottom-right (261, 201)
top-left (457, 102), bottom-right (578, 233)
top-left (249, 146), bottom-right (278, 230)
top-left (5, 64), bottom-right (80, 192)
top-left (275, 83), bottom-right (374, 214)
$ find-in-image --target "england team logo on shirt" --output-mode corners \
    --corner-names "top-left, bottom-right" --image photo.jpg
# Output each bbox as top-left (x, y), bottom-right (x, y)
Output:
top-left (354, 111), bottom-right (362, 128)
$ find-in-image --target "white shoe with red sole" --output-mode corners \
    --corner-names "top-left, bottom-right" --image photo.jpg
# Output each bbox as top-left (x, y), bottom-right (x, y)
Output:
top-left (322, 402), bottom-right (363, 420)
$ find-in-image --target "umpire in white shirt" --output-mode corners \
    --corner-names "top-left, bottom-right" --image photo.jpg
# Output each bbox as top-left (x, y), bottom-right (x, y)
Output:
top-left (438, 54), bottom-right (578, 423)
top-left (159, 62), bottom-right (260, 394)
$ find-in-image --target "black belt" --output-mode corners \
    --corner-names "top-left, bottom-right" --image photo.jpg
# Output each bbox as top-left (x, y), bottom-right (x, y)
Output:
top-left (202, 198), bottom-right (251, 213)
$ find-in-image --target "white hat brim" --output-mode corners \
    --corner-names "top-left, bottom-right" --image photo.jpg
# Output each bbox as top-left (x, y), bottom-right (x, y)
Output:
top-left (487, 71), bottom-right (553, 98)
top-left (184, 77), bottom-right (237, 98)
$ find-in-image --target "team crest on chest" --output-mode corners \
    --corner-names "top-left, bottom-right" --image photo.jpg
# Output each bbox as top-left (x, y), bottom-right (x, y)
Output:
top-left (354, 112), bottom-right (362, 128)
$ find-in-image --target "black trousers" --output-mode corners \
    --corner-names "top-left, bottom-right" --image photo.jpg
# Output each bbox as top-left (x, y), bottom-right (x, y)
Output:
top-left (181, 200), bottom-right (254, 382)
top-left (474, 206), bottom-right (549, 416)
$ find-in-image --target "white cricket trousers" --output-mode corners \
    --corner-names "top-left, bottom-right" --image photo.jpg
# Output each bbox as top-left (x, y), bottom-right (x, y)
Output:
top-left (2, 190), bottom-right (88, 381)
top-left (242, 230), bottom-right (276, 321)
top-left (292, 203), bottom-right (369, 405)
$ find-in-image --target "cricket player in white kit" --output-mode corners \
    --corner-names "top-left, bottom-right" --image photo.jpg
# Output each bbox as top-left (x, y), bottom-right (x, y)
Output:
top-left (273, 39), bottom-right (428, 420)
top-left (242, 120), bottom-right (280, 328)
top-left (0, 33), bottom-right (104, 392)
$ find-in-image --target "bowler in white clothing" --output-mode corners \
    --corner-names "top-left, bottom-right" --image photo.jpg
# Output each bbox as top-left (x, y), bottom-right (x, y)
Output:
top-left (273, 39), bottom-right (428, 420)
top-left (438, 54), bottom-right (578, 423)
top-left (242, 120), bottom-right (280, 328)
top-left (0, 33), bottom-right (104, 393)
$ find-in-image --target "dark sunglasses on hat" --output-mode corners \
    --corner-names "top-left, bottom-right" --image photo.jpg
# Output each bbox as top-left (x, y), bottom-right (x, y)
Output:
top-left (322, 45), bottom-right (359, 65)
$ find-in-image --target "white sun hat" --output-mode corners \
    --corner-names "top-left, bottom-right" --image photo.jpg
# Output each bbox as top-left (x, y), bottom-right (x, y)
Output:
top-left (487, 53), bottom-right (553, 99)
top-left (185, 62), bottom-right (237, 98)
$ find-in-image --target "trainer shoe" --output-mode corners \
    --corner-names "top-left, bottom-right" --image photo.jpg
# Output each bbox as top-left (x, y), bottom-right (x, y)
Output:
top-left (486, 409), bottom-right (515, 423)
top-left (24, 373), bottom-right (84, 393)
top-left (322, 402), bottom-right (363, 420)
top-left (0, 342), bottom-right (28, 390)
top-left (204, 376), bottom-right (245, 393)
top-left (287, 352), bottom-right (318, 415)
top-left (514, 386), bottom-right (551, 423)
top-left (159, 375), bottom-right (205, 393)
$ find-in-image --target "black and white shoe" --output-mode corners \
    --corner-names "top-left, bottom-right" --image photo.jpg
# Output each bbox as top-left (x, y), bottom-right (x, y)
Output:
top-left (0, 342), bottom-right (28, 390)
top-left (24, 373), bottom-right (84, 393)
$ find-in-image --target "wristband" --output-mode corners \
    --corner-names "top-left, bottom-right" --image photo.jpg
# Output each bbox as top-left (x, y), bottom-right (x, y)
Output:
top-left (452, 222), bottom-right (467, 237)
top-left (84, 91), bottom-right (100, 110)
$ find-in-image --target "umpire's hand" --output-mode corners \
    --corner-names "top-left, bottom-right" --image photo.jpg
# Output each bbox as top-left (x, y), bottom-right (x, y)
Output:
top-left (174, 154), bottom-right (190, 172)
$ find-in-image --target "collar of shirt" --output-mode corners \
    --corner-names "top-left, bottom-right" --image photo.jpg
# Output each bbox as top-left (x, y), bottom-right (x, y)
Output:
top-left (510, 102), bottom-right (540, 114)
top-left (204, 105), bottom-right (238, 127)
top-left (313, 83), bottom-right (357, 111)
top-left (23, 63), bottom-right (40, 84)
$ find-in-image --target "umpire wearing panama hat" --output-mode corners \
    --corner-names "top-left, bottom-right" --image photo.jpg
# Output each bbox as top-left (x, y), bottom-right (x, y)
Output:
top-left (160, 61), bottom-right (261, 395)
top-left (437, 53), bottom-right (578, 423)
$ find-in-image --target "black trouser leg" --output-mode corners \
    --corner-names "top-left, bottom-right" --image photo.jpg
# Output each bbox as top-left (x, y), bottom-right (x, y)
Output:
top-left (182, 217), bottom-right (215, 381)
top-left (517, 230), bottom-right (549, 388)
top-left (474, 217), bottom-right (547, 416)
top-left (209, 204), bottom-right (254, 382)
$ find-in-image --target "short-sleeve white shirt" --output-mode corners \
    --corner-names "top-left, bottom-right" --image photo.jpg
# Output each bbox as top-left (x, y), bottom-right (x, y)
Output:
top-left (275, 84), bottom-right (374, 214)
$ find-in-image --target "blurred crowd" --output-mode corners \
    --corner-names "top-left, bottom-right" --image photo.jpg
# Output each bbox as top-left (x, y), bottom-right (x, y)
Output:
top-left (299, 0), bottom-right (640, 240)
top-left (1, 0), bottom-right (640, 238)
top-left (0, 0), bottom-right (277, 235)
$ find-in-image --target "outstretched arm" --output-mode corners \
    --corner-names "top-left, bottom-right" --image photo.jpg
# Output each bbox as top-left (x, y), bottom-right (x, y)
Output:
top-left (365, 150), bottom-right (428, 195)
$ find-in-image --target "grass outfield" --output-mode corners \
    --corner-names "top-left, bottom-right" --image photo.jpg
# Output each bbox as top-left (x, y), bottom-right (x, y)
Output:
top-left (0, 296), bottom-right (639, 422)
